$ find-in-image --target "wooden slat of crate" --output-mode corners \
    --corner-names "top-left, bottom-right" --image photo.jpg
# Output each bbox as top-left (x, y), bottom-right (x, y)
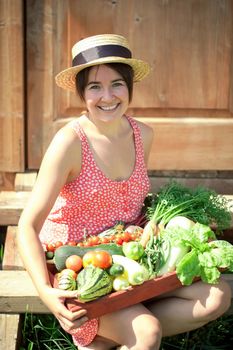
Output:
top-left (0, 191), bottom-right (30, 225)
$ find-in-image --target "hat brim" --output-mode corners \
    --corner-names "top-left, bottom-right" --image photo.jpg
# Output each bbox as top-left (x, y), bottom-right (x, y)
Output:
top-left (55, 56), bottom-right (151, 92)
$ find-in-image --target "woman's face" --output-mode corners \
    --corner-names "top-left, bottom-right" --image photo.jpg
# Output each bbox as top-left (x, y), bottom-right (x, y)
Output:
top-left (84, 65), bottom-right (129, 123)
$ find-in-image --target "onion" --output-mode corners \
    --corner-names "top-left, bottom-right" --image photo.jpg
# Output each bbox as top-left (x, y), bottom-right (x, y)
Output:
top-left (166, 216), bottom-right (195, 230)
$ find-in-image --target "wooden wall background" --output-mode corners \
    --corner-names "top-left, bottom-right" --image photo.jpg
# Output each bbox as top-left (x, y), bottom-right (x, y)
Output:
top-left (1, 0), bottom-right (233, 192)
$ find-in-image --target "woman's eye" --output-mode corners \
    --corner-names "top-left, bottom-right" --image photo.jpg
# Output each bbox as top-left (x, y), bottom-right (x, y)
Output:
top-left (112, 82), bottom-right (123, 87)
top-left (89, 84), bottom-right (100, 90)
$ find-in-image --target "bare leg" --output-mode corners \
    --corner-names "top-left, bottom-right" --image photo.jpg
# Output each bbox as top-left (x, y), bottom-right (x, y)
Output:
top-left (146, 278), bottom-right (231, 336)
top-left (79, 303), bottom-right (162, 350)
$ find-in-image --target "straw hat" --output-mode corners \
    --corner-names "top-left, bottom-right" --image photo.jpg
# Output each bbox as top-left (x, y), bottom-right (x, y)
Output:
top-left (55, 34), bottom-right (151, 92)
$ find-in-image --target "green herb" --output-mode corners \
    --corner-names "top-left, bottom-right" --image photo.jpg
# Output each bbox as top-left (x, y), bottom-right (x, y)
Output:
top-left (146, 181), bottom-right (232, 233)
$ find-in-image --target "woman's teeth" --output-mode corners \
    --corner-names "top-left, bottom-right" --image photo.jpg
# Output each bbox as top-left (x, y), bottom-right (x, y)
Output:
top-left (99, 104), bottom-right (118, 111)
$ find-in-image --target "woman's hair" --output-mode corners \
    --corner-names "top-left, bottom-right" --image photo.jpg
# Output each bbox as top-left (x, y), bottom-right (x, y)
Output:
top-left (75, 63), bottom-right (134, 102)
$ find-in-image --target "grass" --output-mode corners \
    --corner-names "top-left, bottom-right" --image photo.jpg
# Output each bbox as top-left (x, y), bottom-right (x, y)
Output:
top-left (19, 313), bottom-right (233, 350)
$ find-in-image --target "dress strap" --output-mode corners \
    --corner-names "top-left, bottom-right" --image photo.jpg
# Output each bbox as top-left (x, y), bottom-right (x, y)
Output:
top-left (126, 116), bottom-right (145, 165)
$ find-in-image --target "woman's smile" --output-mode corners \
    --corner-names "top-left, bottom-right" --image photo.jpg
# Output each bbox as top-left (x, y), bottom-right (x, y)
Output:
top-left (84, 65), bottom-right (129, 122)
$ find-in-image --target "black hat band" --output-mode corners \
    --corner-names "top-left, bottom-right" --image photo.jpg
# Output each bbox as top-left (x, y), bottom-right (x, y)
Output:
top-left (72, 44), bottom-right (132, 66)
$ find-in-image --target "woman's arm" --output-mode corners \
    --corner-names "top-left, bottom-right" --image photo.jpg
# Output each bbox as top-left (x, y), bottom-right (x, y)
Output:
top-left (17, 125), bottom-right (88, 330)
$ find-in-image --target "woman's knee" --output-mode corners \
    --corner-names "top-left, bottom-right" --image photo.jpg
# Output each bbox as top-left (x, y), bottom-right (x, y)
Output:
top-left (204, 278), bottom-right (232, 320)
top-left (138, 317), bottom-right (162, 349)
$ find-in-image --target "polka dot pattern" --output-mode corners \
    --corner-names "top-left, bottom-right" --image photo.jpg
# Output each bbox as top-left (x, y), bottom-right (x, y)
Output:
top-left (39, 115), bottom-right (150, 346)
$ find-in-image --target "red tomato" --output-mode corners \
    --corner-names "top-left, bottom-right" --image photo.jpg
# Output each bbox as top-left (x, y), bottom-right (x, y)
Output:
top-left (120, 231), bottom-right (131, 242)
top-left (82, 240), bottom-right (92, 247)
top-left (89, 236), bottom-right (100, 246)
top-left (65, 255), bottom-right (83, 272)
top-left (93, 251), bottom-right (112, 269)
top-left (100, 237), bottom-right (110, 244)
top-left (46, 243), bottom-right (55, 252)
top-left (55, 241), bottom-right (63, 249)
top-left (82, 250), bottom-right (112, 269)
top-left (115, 237), bottom-right (123, 245)
top-left (67, 241), bottom-right (77, 246)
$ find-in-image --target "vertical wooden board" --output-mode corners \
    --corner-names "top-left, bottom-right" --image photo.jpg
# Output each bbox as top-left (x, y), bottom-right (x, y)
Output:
top-left (26, 0), bottom-right (57, 168)
top-left (0, 0), bottom-right (25, 172)
top-left (0, 314), bottom-right (21, 350)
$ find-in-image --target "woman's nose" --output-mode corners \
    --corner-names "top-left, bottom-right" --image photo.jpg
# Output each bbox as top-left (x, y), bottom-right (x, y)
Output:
top-left (101, 87), bottom-right (113, 101)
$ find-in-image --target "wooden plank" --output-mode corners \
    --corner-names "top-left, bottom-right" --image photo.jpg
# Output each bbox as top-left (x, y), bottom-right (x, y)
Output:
top-left (0, 314), bottom-right (22, 350)
top-left (0, 271), bottom-right (49, 314)
top-left (2, 226), bottom-right (24, 271)
top-left (0, 172), bottom-right (16, 191)
top-left (149, 176), bottom-right (233, 196)
top-left (143, 117), bottom-right (233, 171)
top-left (0, 191), bottom-right (30, 226)
top-left (0, 0), bottom-right (25, 172)
top-left (14, 172), bottom-right (37, 192)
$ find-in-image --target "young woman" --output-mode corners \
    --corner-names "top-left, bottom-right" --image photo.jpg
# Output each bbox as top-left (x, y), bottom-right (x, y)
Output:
top-left (17, 34), bottom-right (231, 350)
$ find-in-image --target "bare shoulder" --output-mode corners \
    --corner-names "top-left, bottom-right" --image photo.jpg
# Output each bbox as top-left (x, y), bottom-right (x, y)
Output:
top-left (134, 119), bottom-right (154, 164)
top-left (137, 120), bottom-right (154, 140)
top-left (40, 121), bottom-right (82, 183)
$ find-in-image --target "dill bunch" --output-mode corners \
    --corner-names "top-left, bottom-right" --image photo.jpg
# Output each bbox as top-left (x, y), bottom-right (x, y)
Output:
top-left (146, 181), bottom-right (231, 234)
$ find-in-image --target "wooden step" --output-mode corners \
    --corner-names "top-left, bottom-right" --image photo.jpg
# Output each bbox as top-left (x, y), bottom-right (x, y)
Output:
top-left (0, 191), bottom-right (30, 226)
top-left (0, 270), bottom-right (49, 314)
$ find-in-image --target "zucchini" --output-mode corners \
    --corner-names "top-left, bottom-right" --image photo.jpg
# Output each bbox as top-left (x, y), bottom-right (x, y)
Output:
top-left (54, 243), bottom-right (123, 271)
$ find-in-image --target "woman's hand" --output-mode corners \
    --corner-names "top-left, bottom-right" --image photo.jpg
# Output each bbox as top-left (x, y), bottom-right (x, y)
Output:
top-left (38, 285), bottom-right (88, 332)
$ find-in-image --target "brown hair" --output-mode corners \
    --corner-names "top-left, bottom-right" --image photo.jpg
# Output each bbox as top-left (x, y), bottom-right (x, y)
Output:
top-left (75, 63), bottom-right (134, 102)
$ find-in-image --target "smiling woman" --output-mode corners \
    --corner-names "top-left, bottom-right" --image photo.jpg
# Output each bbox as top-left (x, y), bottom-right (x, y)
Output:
top-left (17, 33), bottom-right (231, 350)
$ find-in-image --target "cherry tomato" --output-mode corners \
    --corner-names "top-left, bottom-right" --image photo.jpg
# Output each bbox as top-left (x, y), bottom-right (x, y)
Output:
top-left (82, 240), bottom-right (92, 247)
top-left (89, 236), bottom-right (100, 246)
top-left (120, 231), bottom-right (131, 242)
top-left (67, 241), bottom-right (77, 246)
top-left (55, 241), bottom-right (63, 249)
top-left (115, 237), bottom-right (123, 245)
top-left (82, 250), bottom-right (112, 269)
top-left (77, 242), bottom-right (84, 247)
top-left (100, 237), bottom-right (110, 244)
top-left (65, 255), bottom-right (83, 272)
top-left (46, 243), bottom-right (55, 252)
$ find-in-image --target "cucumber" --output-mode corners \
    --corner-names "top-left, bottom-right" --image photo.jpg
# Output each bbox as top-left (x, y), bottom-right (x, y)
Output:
top-left (54, 243), bottom-right (123, 271)
top-left (107, 263), bottom-right (124, 276)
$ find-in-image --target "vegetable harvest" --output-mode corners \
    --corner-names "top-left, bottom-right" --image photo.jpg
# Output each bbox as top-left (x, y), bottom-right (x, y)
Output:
top-left (49, 181), bottom-right (232, 307)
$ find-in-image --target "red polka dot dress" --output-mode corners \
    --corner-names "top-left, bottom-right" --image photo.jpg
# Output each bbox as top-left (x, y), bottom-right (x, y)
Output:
top-left (39, 115), bottom-right (150, 347)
